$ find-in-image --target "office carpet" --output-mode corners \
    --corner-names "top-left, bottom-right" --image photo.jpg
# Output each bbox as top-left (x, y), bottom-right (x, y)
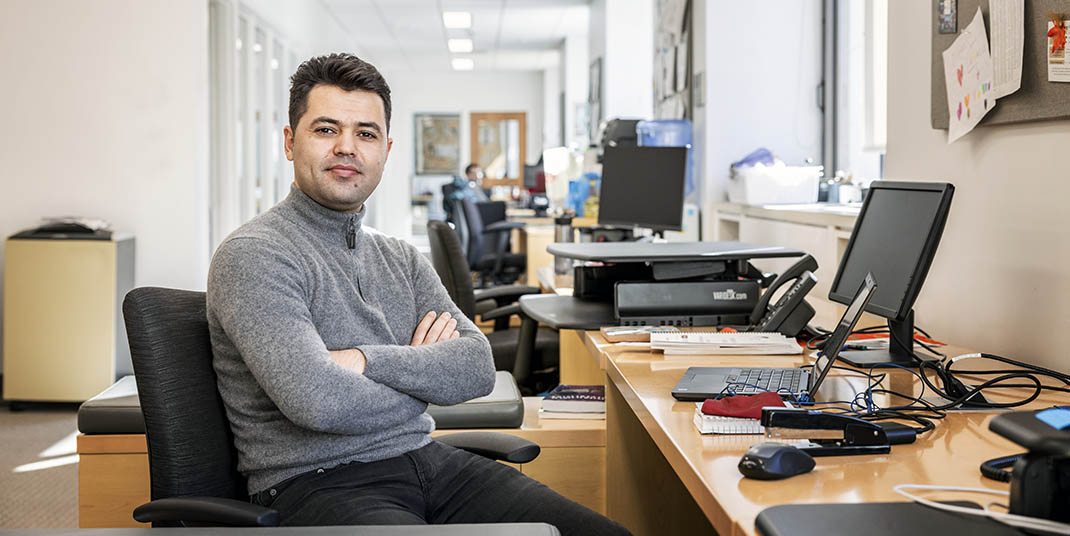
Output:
top-left (0, 403), bottom-right (79, 528)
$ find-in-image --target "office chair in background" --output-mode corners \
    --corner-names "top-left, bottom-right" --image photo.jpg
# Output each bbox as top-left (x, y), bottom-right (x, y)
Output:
top-left (122, 287), bottom-right (544, 529)
top-left (455, 198), bottom-right (527, 287)
top-left (427, 221), bottom-right (560, 394)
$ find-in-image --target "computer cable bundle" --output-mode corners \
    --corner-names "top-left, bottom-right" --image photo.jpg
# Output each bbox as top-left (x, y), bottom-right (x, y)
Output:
top-left (883, 325), bottom-right (1070, 411)
top-left (795, 363), bottom-right (943, 438)
top-left (804, 324), bottom-right (938, 352)
top-left (881, 328), bottom-right (1070, 483)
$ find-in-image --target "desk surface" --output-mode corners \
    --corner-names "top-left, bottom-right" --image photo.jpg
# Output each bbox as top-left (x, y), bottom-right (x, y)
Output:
top-left (593, 336), bottom-right (1067, 536)
top-left (519, 294), bottom-right (615, 331)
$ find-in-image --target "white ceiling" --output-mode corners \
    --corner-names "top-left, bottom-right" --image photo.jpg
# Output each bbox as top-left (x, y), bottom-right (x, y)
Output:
top-left (322, 0), bottom-right (590, 72)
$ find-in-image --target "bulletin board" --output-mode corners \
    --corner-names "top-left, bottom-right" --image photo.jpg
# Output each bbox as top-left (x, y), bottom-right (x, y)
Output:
top-left (931, 0), bottom-right (1070, 129)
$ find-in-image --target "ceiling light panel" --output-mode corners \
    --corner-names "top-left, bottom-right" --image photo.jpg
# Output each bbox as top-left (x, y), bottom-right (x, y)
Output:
top-left (442, 11), bottom-right (472, 29)
top-left (447, 38), bottom-right (474, 53)
top-left (451, 57), bottom-right (474, 70)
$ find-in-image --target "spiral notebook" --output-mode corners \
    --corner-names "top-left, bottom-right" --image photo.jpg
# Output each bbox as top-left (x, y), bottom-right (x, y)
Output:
top-left (692, 404), bottom-right (763, 435)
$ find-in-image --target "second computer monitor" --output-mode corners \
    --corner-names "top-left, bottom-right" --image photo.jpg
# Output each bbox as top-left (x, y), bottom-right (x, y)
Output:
top-left (828, 180), bottom-right (954, 367)
top-left (598, 146), bottom-right (687, 232)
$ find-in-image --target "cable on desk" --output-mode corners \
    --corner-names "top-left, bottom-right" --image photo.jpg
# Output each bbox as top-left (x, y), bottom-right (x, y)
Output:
top-left (805, 324), bottom-right (938, 352)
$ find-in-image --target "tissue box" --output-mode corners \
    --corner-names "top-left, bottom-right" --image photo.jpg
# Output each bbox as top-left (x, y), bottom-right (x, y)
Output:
top-left (727, 165), bottom-right (822, 205)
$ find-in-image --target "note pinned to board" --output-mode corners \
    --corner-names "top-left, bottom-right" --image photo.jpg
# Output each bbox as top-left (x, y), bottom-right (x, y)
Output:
top-left (1049, 17), bottom-right (1070, 83)
top-left (989, 0), bottom-right (1024, 98)
top-left (943, 8), bottom-right (996, 143)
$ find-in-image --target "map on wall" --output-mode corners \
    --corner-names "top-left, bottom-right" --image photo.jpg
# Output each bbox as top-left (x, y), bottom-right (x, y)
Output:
top-left (414, 113), bottom-right (460, 175)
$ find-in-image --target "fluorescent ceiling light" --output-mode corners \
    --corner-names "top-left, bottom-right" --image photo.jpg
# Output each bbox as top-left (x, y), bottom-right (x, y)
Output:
top-left (451, 58), bottom-right (474, 71)
top-left (442, 11), bottom-right (472, 29)
top-left (448, 38), bottom-right (473, 53)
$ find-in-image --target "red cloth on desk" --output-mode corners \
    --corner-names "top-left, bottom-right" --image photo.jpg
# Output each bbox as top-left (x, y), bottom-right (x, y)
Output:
top-left (701, 392), bottom-right (788, 420)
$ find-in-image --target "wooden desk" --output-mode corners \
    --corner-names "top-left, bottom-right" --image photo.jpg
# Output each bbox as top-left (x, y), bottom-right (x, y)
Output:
top-left (510, 217), bottom-right (595, 285)
top-left (588, 338), bottom-right (1068, 536)
top-left (514, 226), bottom-right (555, 285)
top-left (76, 398), bottom-right (606, 528)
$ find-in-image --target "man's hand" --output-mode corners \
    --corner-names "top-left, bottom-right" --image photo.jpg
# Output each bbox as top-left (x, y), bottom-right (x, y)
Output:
top-left (329, 348), bottom-right (366, 374)
top-left (411, 311), bottom-right (461, 346)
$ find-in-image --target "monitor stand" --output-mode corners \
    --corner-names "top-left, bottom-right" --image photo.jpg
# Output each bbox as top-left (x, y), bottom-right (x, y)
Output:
top-left (838, 310), bottom-right (936, 369)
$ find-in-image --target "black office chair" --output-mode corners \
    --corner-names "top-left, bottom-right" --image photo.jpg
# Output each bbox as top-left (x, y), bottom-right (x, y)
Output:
top-left (427, 221), bottom-right (560, 394)
top-left (457, 198), bottom-right (526, 287)
top-left (123, 287), bottom-right (541, 527)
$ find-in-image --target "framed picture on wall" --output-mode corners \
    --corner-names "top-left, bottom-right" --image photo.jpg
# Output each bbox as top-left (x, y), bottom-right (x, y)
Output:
top-left (414, 113), bottom-right (460, 175)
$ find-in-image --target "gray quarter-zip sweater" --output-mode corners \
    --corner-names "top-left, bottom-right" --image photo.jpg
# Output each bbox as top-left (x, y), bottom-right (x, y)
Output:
top-left (207, 187), bottom-right (496, 494)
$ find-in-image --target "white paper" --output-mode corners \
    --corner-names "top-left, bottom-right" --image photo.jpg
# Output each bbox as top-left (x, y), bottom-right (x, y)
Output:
top-left (659, 0), bottom-right (688, 39)
top-left (989, 0), bottom-right (1023, 98)
top-left (1049, 20), bottom-right (1070, 82)
top-left (942, 7), bottom-right (996, 143)
top-left (661, 47), bottom-right (676, 95)
top-left (675, 42), bottom-right (689, 92)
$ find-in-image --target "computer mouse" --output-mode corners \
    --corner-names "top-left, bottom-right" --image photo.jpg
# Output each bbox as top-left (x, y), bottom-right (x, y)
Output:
top-left (738, 442), bottom-right (815, 480)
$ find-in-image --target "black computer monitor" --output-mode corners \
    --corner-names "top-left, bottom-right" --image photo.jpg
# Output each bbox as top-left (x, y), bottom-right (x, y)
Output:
top-left (827, 181), bottom-right (955, 368)
top-left (597, 146), bottom-right (687, 232)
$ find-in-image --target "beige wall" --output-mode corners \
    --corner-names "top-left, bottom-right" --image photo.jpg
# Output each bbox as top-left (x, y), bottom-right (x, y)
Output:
top-left (886, 1), bottom-right (1070, 370)
top-left (0, 0), bottom-right (211, 369)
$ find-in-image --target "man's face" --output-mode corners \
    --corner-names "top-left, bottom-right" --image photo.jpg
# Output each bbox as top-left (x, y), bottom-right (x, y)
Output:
top-left (284, 85), bottom-right (393, 212)
top-left (467, 166), bottom-right (484, 182)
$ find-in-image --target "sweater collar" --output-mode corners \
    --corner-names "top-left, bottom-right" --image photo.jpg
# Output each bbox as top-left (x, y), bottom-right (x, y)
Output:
top-left (282, 185), bottom-right (366, 245)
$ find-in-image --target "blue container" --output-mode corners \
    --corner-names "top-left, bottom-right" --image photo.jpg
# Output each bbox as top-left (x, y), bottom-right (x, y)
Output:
top-left (637, 119), bottom-right (694, 197)
top-left (567, 178), bottom-right (588, 217)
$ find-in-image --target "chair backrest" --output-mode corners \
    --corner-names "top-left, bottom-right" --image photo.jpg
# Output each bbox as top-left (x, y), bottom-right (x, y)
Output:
top-left (123, 287), bottom-right (245, 510)
top-left (427, 220), bottom-right (477, 319)
top-left (451, 199), bottom-right (470, 258)
top-left (459, 197), bottom-right (487, 264)
top-left (477, 200), bottom-right (507, 226)
top-left (441, 181), bottom-right (460, 222)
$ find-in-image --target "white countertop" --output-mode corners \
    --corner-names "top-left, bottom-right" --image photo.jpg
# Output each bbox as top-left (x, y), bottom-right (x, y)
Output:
top-left (714, 202), bottom-right (860, 229)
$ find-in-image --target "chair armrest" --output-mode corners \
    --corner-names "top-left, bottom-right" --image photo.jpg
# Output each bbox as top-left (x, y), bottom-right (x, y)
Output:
top-left (484, 221), bottom-right (525, 234)
top-left (437, 431), bottom-right (541, 464)
top-left (481, 303), bottom-right (520, 323)
top-left (474, 285), bottom-right (541, 306)
top-left (133, 497), bottom-right (279, 527)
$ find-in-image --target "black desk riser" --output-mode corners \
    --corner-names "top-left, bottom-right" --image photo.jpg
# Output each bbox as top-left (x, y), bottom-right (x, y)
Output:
top-left (547, 241), bottom-right (804, 263)
top-left (518, 294), bottom-right (615, 331)
top-left (527, 241), bottom-right (806, 329)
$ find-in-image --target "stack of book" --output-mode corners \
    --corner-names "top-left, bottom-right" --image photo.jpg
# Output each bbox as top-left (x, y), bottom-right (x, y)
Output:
top-left (600, 325), bottom-right (719, 343)
top-left (539, 384), bottom-right (606, 420)
top-left (650, 331), bottom-right (802, 356)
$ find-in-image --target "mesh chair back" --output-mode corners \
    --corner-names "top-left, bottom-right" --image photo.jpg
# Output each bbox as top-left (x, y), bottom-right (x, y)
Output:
top-left (427, 220), bottom-right (477, 319)
top-left (451, 199), bottom-right (471, 263)
top-left (123, 287), bottom-right (245, 510)
top-left (460, 197), bottom-right (487, 264)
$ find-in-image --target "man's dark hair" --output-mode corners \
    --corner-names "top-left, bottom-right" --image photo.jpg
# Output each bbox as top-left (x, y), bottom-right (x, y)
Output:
top-left (288, 53), bottom-right (392, 132)
top-left (465, 163), bottom-right (479, 175)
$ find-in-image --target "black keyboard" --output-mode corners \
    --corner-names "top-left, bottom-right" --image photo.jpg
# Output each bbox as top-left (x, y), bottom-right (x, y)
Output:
top-left (725, 368), bottom-right (804, 395)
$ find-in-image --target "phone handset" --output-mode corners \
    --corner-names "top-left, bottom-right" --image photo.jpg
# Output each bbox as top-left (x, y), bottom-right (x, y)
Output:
top-left (749, 254), bottom-right (819, 336)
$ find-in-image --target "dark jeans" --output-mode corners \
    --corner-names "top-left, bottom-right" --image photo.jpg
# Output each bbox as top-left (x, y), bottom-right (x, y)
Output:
top-left (251, 440), bottom-right (629, 535)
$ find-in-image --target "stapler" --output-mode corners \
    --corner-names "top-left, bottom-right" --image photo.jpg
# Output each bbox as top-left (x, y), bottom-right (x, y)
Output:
top-left (761, 408), bottom-right (891, 456)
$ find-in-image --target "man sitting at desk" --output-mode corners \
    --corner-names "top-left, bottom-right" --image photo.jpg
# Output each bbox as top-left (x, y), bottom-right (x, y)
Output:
top-left (207, 52), bottom-right (626, 535)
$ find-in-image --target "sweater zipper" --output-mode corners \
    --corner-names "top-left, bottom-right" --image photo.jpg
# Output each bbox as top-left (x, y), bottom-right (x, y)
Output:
top-left (346, 216), bottom-right (356, 249)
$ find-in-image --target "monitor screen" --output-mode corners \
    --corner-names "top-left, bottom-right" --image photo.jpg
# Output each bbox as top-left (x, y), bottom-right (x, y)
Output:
top-left (598, 146), bottom-right (687, 231)
top-left (828, 181), bottom-right (954, 321)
